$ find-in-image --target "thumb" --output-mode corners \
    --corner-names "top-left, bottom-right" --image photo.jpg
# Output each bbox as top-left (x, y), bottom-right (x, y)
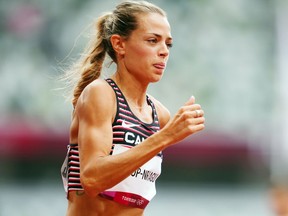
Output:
top-left (184, 96), bottom-right (195, 106)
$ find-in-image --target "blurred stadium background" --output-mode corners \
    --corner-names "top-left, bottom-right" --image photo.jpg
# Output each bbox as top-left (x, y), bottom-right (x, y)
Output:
top-left (1, 0), bottom-right (288, 215)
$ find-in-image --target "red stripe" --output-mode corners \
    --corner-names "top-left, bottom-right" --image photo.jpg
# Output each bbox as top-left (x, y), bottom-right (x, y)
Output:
top-left (114, 191), bottom-right (149, 209)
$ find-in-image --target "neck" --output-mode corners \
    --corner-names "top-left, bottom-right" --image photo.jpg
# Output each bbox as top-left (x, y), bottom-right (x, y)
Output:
top-left (126, 98), bottom-right (148, 112)
top-left (111, 72), bottom-right (148, 107)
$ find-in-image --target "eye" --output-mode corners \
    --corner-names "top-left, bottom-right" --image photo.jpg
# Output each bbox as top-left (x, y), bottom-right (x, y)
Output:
top-left (166, 42), bottom-right (173, 49)
top-left (147, 38), bottom-right (158, 44)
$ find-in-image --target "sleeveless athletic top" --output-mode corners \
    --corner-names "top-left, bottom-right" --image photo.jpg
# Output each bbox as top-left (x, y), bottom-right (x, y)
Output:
top-left (61, 78), bottom-right (162, 209)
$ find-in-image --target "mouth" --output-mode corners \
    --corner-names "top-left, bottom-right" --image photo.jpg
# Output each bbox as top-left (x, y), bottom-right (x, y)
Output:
top-left (153, 63), bottom-right (166, 69)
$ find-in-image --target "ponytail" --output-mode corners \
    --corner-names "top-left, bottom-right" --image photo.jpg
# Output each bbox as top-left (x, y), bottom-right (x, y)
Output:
top-left (70, 13), bottom-right (112, 107)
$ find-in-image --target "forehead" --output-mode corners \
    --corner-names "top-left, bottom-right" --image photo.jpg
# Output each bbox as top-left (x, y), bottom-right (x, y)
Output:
top-left (135, 13), bottom-right (171, 37)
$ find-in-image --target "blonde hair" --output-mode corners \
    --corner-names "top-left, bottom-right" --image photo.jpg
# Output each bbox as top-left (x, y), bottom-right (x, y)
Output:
top-left (62, 0), bottom-right (166, 107)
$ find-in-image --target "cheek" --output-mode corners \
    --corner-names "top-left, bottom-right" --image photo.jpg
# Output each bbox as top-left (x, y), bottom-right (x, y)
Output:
top-left (129, 43), bottom-right (154, 59)
top-left (137, 47), bottom-right (152, 56)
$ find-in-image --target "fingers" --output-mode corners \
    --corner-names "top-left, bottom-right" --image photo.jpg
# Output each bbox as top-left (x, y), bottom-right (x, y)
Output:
top-left (176, 110), bottom-right (204, 123)
top-left (176, 96), bottom-right (205, 129)
top-left (179, 103), bottom-right (203, 117)
top-left (194, 109), bottom-right (204, 118)
top-left (184, 96), bottom-right (195, 106)
top-left (183, 96), bottom-right (201, 113)
top-left (193, 115), bottom-right (205, 124)
top-left (163, 100), bottom-right (205, 145)
top-left (178, 100), bottom-right (205, 130)
top-left (186, 115), bottom-right (205, 133)
top-left (191, 122), bottom-right (205, 133)
top-left (188, 111), bottom-right (205, 122)
top-left (176, 94), bottom-right (204, 121)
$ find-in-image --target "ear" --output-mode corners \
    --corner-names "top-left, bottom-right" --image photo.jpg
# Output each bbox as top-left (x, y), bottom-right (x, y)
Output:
top-left (110, 34), bottom-right (126, 56)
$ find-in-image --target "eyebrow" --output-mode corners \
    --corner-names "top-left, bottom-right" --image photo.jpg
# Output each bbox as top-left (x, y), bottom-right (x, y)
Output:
top-left (148, 33), bottom-right (173, 40)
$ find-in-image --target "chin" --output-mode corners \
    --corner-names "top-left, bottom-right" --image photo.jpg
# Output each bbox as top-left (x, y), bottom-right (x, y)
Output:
top-left (150, 75), bottom-right (163, 83)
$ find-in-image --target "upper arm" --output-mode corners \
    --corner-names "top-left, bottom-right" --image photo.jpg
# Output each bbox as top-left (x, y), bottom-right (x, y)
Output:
top-left (75, 80), bottom-right (115, 169)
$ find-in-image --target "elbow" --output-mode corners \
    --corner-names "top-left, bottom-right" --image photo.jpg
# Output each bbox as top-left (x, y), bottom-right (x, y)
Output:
top-left (80, 170), bottom-right (106, 197)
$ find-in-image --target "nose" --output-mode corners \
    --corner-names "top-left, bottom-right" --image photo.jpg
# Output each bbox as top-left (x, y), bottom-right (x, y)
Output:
top-left (159, 43), bottom-right (169, 58)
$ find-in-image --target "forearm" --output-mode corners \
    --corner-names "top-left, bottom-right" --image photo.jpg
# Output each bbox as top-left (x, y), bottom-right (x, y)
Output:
top-left (80, 130), bottom-right (171, 197)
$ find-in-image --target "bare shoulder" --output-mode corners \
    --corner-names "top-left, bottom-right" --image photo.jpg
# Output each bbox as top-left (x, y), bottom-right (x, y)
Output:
top-left (75, 79), bottom-right (116, 121)
top-left (148, 94), bottom-right (170, 129)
